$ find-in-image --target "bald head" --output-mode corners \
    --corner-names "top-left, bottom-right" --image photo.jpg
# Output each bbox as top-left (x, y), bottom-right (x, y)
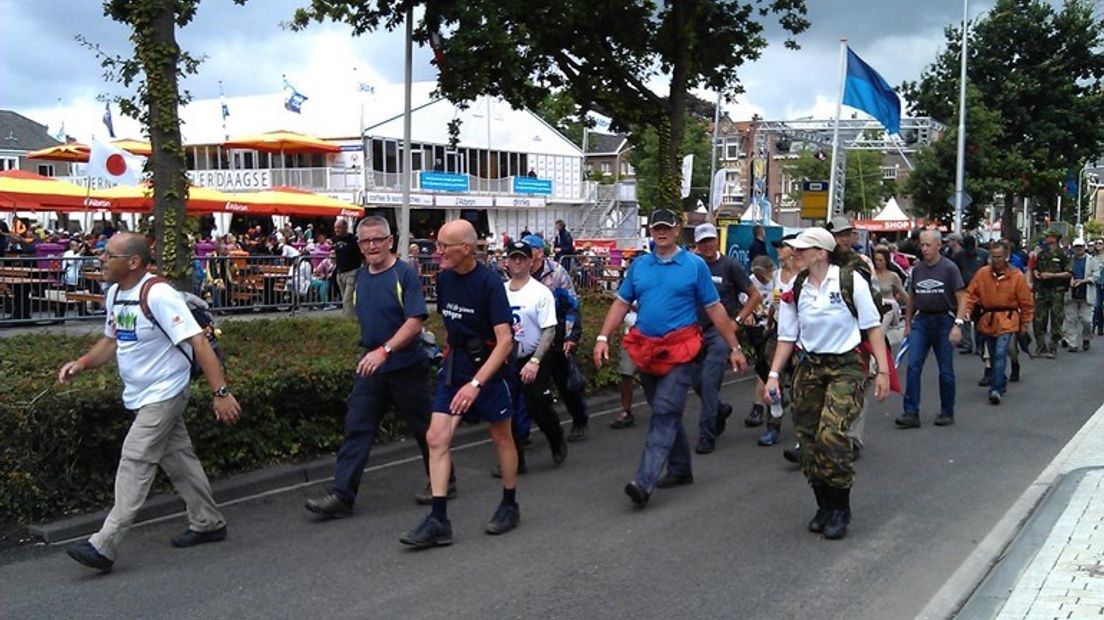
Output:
top-left (110, 231), bottom-right (152, 266)
top-left (439, 219), bottom-right (478, 245)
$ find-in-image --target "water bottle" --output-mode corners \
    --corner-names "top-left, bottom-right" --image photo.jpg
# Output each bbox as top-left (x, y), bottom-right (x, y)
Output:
top-left (768, 387), bottom-right (783, 419)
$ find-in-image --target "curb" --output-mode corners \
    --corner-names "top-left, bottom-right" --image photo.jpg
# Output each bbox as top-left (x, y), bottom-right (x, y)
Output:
top-left (27, 387), bottom-right (631, 544)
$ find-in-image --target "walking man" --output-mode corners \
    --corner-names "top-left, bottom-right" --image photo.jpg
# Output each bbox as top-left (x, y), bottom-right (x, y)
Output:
top-left (1064, 238), bottom-right (1098, 353)
top-left (962, 240), bottom-right (1033, 405)
top-left (400, 220), bottom-right (518, 548)
top-left (332, 218), bottom-right (362, 319)
top-left (897, 230), bottom-right (966, 428)
top-left (1032, 227), bottom-right (1071, 358)
top-left (59, 232), bottom-right (241, 572)
top-left (691, 223), bottom-right (759, 454)
top-left (593, 209), bottom-right (748, 507)
top-left (305, 216), bottom-right (453, 519)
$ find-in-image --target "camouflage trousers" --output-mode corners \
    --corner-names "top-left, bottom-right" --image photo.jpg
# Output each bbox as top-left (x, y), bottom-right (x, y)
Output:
top-left (790, 350), bottom-right (868, 489)
top-left (1034, 289), bottom-right (1066, 349)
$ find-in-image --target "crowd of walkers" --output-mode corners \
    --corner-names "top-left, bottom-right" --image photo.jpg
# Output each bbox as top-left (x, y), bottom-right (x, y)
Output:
top-left (56, 211), bottom-right (1103, 572)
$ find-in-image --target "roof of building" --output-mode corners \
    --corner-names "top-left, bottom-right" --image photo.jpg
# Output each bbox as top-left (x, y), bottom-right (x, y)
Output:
top-left (587, 132), bottom-right (628, 156)
top-left (0, 110), bottom-right (63, 154)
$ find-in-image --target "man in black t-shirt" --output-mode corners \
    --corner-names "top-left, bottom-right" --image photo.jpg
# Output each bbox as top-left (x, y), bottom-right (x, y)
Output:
top-left (331, 218), bottom-right (362, 319)
top-left (400, 220), bottom-right (520, 549)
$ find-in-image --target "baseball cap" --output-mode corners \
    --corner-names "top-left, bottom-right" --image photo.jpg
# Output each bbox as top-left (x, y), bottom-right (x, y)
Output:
top-left (649, 209), bottom-right (679, 228)
top-left (787, 227), bottom-right (836, 252)
top-left (826, 216), bottom-right (854, 234)
top-left (943, 232), bottom-right (963, 243)
top-left (693, 223), bottom-right (718, 242)
top-left (507, 241), bottom-right (533, 258)
top-left (771, 233), bottom-right (799, 248)
top-left (521, 234), bottom-right (545, 250)
top-left (1073, 238), bottom-right (1086, 247)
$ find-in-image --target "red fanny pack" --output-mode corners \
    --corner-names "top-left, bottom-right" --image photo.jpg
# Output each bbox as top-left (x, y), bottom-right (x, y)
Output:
top-left (622, 325), bottom-right (703, 376)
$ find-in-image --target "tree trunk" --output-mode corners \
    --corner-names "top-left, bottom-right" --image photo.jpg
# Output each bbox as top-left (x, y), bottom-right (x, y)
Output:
top-left (145, 2), bottom-right (189, 287)
top-left (660, 0), bottom-right (692, 212)
top-left (1002, 193), bottom-right (1020, 245)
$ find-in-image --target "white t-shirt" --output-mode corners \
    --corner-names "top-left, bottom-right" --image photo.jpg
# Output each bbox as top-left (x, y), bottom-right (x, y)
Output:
top-left (777, 265), bottom-right (881, 354)
top-left (105, 273), bottom-right (203, 409)
top-left (505, 277), bottom-right (557, 358)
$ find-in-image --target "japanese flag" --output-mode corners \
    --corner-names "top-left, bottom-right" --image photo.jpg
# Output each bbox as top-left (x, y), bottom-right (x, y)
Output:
top-left (88, 138), bottom-right (146, 186)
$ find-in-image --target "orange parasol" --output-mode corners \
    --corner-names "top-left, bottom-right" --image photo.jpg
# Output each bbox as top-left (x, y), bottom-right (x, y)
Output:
top-left (110, 138), bottom-right (153, 156)
top-left (0, 170), bottom-right (111, 211)
top-left (226, 186), bottom-right (363, 217)
top-left (223, 130), bottom-right (340, 155)
top-left (89, 184), bottom-right (238, 214)
top-left (26, 143), bottom-right (91, 163)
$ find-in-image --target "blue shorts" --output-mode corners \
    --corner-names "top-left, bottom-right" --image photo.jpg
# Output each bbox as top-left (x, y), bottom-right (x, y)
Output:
top-left (432, 367), bottom-right (514, 424)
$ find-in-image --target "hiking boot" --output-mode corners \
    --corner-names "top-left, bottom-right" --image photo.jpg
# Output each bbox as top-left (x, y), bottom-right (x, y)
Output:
top-left (758, 427), bottom-right (781, 446)
top-left (744, 404), bottom-right (765, 427)
top-left (566, 425), bottom-right (588, 442)
top-left (1084, 339), bottom-right (1091, 351)
top-left (715, 403), bottom-right (733, 436)
top-left (66, 541), bottom-right (113, 572)
top-left (305, 493), bottom-right (353, 518)
top-left (823, 509), bottom-right (851, 540)
top-left (808, 484), bottom-right (828, 533)
top-left (610, 411), bottom-right (635, 429)
top-left (655, 473), bottom-right (694, 488)
top-left (934, 414), bottom-right (955, 426)
top-left (171, 526), bottom-right (227, 548)
top-left (783, 443), bottom-right (802, 464)
top-left (1010, 362), bottom-right (1020, 383)
top-left (551, 440), bottom-right (568, 465)
top-left (484, 502), bottom-right (520, 535)
top-left (978, 368), bottom-right (992, 387)
top-left (399, 514), bottom-right (453, 548)
top-left (415, 480), bottom-right (458, 505)
top-left (894, 414), bottom-right (921, 429)
top-left (695, 437), bottom-right (715, 454)
top-left (624, 481), bottom-right (650, 507)
top-left (989, 391), bottom-right (1002, 405)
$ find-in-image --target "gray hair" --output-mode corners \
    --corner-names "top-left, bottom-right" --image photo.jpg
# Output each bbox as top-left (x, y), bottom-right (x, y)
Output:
top-left (116, 232), bottom-right (152, 266)
top-left (919, 230), bottom-right (942, 244)
top-left (357, 215), bottom-right (391, 236)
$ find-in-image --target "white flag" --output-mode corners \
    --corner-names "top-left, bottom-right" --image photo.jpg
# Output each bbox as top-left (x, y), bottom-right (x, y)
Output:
top-left (586, 111), bottom-right (613, 132)
top-left (711, 168), bottom-right (727, 210)
top-left (88, 138), bottom-right (145, 186)
top-left (680, 154), bottom-right (694, 198)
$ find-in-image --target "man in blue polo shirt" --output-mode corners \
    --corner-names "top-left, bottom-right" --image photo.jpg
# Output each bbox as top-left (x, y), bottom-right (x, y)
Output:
top-left (593, 209), bottom-right (748, 507)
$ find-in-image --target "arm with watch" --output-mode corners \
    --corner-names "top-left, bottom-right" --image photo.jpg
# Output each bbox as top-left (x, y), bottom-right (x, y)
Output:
top-left (356, 315), bottom-right (426, 377)
top-left (189, 331), bottom-right (242, 425)
top-left (949, 289), bottom-right (968, 347)
top-left (520, 326), bottom-right (556, 384)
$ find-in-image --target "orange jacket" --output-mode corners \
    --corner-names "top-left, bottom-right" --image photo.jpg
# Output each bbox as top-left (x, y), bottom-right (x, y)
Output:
top-left (964, 266), bottom-right (1034, 336)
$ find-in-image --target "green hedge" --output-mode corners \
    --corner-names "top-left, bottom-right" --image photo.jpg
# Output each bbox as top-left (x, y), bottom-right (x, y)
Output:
top-left (0, 291), bottom-right (622, 530)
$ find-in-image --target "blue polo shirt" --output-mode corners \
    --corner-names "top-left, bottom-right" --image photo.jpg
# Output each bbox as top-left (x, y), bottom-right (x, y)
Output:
top-left (617, 247), bottom-right (720, 337)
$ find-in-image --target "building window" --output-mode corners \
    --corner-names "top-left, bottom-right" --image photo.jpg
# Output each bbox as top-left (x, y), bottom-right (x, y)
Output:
top-left (620, 161), bottom-right (635, 176)
top-left (881, 166), bottom-right (897, 180)
top-left (601, 162), bottom-right (612, 175)
top-left (725, 139), bottom-right (740, 160)
top-left (37, 164), bottom-right (55, 177)
top-left (0, 157), bottom-right (17, 171)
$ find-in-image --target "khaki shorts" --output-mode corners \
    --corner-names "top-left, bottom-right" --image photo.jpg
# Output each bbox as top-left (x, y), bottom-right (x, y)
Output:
top-left (619, 345), bottom-right (637, 376)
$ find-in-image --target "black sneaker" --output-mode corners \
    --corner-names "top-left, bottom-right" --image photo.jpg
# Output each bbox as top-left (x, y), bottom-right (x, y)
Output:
top-left (610, 411), bottom-right (635, 429)
top-left (171, 525), bottom-right (227, 548)
top-left (414, 480), bottom-right (458, 505)
top-left (484, 502), bottom-right (520, 535)
top-left (400, 514), bottom-right (453, 548)
top-left (744, 404), bottom-right (765, 427)
top-left (305, 493), bottom-right (353, 518)
top-left (934, 415), bottom-right (955, 426)
top-left (566, 425), bottom-right (588, 442)
top-left (624, 481), bottom-right (650, 507)
top-left (894, 414), bottom-right (921, 429)
top-left (715, 403), bottom-right (733, 436)
top-left (989, 391), bottom-right (1002, 405)
top-left (783, 443), bottom-right (802, 464)
top-left (1010, 363), bottom-right (1020, 383)
top-left (66, 541), bottom-right (113, 572)
top-left (978, 369), bottom-right (992, 387)
top-left (551, 440), bottom-right (568, 465)
top-left (694, 437), bottom-right (715, 454)
top-left (655, 473), bottom-right (694, 488)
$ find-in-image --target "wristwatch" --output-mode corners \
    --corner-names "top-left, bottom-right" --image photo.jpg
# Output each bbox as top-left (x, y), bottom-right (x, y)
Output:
top-left (954, 318), bottom-right (965, 327)
top-left (469, 378), bottom-right (482, 389)
top-left (382, 344), bottom-right (394, 355)
top-left (212, 385), bottom-right (231, 398)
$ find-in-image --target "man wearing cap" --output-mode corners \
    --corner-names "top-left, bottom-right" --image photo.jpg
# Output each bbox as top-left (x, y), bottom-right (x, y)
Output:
top-left (897, 230), bottom-right (966, 428)
top-left (691, 222), bottom-right (760, 454)
top-left (593, 209), bottom-right (748, 507)
top-left (502, 240), bottom-right (569, 471)
top-left (1031, 228), bottom-right (1072, 357)
top-left (1064, 238), bottom-right (1098, 353)
top-left (523, 234), bottom-right (589, 441)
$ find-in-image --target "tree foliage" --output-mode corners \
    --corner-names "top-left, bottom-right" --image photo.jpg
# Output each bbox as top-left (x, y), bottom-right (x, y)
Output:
top-left (631, 116), bottom-right (713, 214)
top-left (780, 148), bottom-right (896, 216)
top-left (900, 0), bottom-right (1104, 234)
top-left (293, 0), bottom-right (809, 212)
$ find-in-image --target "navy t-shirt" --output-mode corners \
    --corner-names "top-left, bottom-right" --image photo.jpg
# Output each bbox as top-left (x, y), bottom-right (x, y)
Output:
top-left (437, 262), bottom-right (512, 380)
top-left (354, 259), bottom-right (428, 373)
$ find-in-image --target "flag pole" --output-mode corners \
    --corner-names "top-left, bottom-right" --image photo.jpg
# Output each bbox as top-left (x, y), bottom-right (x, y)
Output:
top-left (953, 0), bottom-right (969, 236)
top-left (398, 4), bottom-right (414, 261)
top-left (827, 38), bottom-right (847, 218)
top-left (707, 90), bottom-right (722, 215)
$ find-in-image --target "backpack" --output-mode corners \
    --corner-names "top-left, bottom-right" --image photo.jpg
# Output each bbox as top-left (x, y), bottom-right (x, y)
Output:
top-left (792, 252), bottom-right (889, 325)
top-left (111, 276), bottom-right (226, 379)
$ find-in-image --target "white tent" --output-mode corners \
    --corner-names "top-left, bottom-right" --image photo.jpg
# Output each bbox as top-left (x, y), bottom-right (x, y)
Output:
top-left (739, 202), bottom-right (779, 227)
top-left (872, 197), bottom-right (910, 222)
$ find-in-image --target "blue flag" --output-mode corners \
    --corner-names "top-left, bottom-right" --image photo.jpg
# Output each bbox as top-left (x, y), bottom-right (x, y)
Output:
top-left (221, 101), bottom-right (230, 120)
top-left (1064, 172), bottom-right (1078, 197)
top-left (283, 77), bottom-right (308, 114)
top-left (843, 47), bottom-right (901, 135)
top-left (102, 101), bottom-right (116, 138)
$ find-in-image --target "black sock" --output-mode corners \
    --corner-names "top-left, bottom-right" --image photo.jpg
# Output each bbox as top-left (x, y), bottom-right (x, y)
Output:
top-left (502, 487), bottom-right (517, 505)
top-left (431, 497), bottom-right (448, 521)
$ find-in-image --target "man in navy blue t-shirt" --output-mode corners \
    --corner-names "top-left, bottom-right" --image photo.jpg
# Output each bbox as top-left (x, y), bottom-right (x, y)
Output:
top-left (400, 219), bottom-right (520, 549)
top-left (305, 216), bottom-right (453, 519)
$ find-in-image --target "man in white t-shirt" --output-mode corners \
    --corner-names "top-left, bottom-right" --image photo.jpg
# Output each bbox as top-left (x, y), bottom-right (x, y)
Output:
top-left (503, 240), bottom-right (567, 472)
top-left (57, 232), bottom-right (241, 573)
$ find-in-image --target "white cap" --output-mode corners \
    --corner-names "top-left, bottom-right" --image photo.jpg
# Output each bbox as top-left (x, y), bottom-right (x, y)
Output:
top-left (1073, 238), bottom-right (1086, 247)
top-left (694, 223), bottom-right (719, 242)
top-left (787, 227), bottom-right (837, 252)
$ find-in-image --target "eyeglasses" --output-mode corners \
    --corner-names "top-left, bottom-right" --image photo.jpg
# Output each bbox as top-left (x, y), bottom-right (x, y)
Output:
top-left (357, 235), bottom-right (392, 246)
top-left (99, 252), bottom-right (135, 261)
top-left (435, 241), bottom-right (468, 250)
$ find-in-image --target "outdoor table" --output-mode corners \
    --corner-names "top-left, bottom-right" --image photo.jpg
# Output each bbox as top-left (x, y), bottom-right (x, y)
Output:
top-left (4, 277), bottom-right (54, 320)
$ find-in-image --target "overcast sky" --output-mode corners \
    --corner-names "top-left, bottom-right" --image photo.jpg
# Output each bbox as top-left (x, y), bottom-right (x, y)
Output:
top-left (0, 0), bottom-right (998, 142)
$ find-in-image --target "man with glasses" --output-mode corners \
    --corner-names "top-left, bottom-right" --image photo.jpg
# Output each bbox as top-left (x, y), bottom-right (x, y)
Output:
top-left (58, 232), bottom-right (241, 573)
top-left (305, 216), bottom-right (453, 519)
top-left (401, 219), bottom-right (519, 548)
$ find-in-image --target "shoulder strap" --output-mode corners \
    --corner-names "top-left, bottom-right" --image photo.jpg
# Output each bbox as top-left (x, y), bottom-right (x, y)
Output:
top-left (840, 265), bottom-right (859, 319)
top-left (793, 270), bottom-right (808, 308)
top-left (138, 276), bottom-right (195, 366)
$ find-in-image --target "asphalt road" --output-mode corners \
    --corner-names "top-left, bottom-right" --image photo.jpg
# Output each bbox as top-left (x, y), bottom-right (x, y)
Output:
top-left (2, 344), bottom-right (1102, 620)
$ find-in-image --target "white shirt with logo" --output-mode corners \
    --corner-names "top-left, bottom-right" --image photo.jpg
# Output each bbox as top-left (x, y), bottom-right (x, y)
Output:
top-left (505, 277), bottom-right (557, 358)
top-left (777, 265), bottom-right (881, 354)
top-left (105, 273), bottom-right (202, 409)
